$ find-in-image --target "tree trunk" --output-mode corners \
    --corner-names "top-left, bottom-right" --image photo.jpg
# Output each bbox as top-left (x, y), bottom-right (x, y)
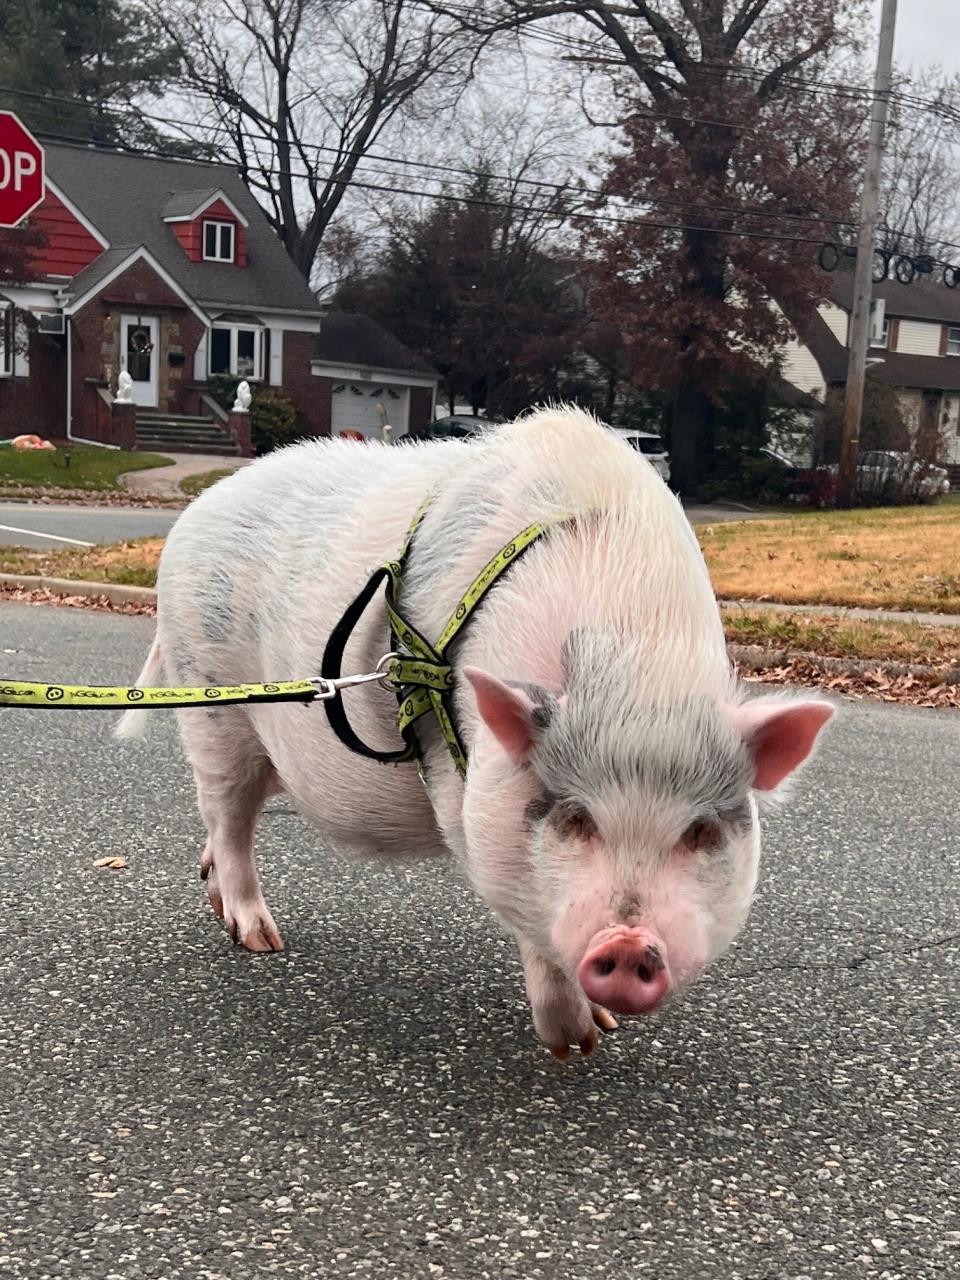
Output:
top-left (669, 368), bottom-right (716, 495)
top-left (669, 220), bottom-right (727, 495)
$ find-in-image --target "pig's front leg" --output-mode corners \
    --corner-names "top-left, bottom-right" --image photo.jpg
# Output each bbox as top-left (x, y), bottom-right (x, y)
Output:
top-left (518, 939), bottom-right (618, 1060)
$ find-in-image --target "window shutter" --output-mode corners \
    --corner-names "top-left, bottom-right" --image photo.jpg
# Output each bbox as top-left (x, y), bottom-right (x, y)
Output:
top-left (268, 327), bottom-right (283, 386)
top-left (869, 299), bottom-right (886, 346)
top-left (13, 313), bottom-right (30, 377)
top-left (194, 330), bottom-right (208, 381)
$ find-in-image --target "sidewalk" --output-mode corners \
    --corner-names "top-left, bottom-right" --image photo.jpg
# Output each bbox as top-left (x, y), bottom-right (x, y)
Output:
top-left (720, 597), bottom-right (960, 628)
top-left (119, 453), bottom-right (249, 498)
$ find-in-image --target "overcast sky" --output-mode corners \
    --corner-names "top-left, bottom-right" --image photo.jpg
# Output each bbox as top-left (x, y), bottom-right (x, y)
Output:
top-left (872, 0), bottom-right (960, 74)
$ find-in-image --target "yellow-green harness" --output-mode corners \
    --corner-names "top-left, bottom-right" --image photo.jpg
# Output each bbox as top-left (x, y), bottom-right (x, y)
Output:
top-left (319, 499), bottom-right (549, 777)
top-left (0, 499), bottom-right (550, 780)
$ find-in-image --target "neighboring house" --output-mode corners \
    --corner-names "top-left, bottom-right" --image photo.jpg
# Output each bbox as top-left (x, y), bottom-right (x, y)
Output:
top-left (0, 143), bottom-right (435, 453)
top-left (781, 272), bottom-right (960, 476)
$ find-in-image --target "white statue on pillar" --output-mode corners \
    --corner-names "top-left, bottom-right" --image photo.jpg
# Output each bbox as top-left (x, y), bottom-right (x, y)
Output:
top-left (116, 371), bottom-right (133, 404)
top-left (232, 380), bottom-right (252, 412)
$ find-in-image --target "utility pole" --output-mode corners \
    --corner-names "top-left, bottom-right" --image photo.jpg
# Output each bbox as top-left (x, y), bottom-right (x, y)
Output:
top-left (836, 0), bottom-right (898, 509)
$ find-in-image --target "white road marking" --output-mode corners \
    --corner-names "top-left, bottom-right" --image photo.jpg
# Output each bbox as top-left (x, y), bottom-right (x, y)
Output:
top-left (0, 524), bottom-right (95, 548)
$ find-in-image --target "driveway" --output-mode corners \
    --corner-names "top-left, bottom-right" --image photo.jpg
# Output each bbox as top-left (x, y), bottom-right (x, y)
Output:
top-left (0, 604), bottom-right (956, 1278)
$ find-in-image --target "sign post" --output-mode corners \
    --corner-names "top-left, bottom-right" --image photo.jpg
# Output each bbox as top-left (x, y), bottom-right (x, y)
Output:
top-left (0, 112), bottom-right (45, 229)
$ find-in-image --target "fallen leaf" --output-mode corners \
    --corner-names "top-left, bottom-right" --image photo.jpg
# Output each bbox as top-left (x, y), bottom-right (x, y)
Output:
top-left (93, 857), bottom-right (128, 870)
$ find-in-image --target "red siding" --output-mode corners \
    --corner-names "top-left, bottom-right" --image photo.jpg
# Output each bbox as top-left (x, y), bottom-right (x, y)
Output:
top-left (171, 220), bottom-right (202, 262)
top-left (169, 198), bottom-right (246, 265)
top-left (28, 189), bottom-right (105, 278)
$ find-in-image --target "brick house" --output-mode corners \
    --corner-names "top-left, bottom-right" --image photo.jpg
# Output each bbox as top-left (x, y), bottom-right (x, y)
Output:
top-left (781, 272), bottom-right (960, 480)
top-left (0, 143), bottom-right (436, 454)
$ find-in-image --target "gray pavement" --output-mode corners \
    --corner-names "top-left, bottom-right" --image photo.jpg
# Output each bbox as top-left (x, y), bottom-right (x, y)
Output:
top-left (120, 454), bottom-right (249, 498)
top-left (0, 503), bottom-right (180, 549)
top-left (0, 604), bottom-right (958, 1279)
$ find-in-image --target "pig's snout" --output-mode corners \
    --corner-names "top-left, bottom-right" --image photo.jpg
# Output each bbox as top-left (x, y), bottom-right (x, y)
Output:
top-left (577, 928), bottom-right (670, 1015)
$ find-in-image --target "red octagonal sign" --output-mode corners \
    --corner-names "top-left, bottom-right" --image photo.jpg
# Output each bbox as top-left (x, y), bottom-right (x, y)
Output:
top-left (0, 112), bottom-right (45, 229)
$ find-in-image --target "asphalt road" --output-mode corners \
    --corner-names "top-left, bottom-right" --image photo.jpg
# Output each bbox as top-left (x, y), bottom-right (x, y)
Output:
top-left (0, 503), bottom-right (180, 551)
top-left (0, 604), bottom-right (957, 1279)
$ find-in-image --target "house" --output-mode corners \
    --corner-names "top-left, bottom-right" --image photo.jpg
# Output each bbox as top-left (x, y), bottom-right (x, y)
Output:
top-left (0, 143), bottom-right (436, 453)
top-left (781, 271), bottom-right (960, 479)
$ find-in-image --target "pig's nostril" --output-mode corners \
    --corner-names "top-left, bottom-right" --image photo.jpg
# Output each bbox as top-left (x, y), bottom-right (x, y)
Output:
top-left (595, 957), bottom-right (617, 976)
top-left (637, 947), bottom-right (665, 984)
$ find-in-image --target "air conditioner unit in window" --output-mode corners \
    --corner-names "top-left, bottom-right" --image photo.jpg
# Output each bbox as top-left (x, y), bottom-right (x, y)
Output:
top-left (36, 311), bottom-right (65, 335)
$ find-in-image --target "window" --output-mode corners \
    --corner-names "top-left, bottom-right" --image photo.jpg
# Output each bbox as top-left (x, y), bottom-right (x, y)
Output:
top-left (947, 326), bottom-right (960, 356)
top-left (203, 220), bottom-right (235, 263)
top-left (208, 323), bottom-right (263, 379)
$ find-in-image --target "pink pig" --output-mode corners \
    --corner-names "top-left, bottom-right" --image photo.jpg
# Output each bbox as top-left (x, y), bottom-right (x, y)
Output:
top-left (119, 408), bottom-right (833, 1059)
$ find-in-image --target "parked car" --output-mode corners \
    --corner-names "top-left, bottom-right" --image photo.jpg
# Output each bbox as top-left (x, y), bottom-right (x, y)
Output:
top-left (610, 428), bottom-right (671, 484)
top-left (401, 414), bottom-right (499, 442)
top-left (814, 451), bottom-right (950, 505)
top-left (855, 450), bottom-right (950, 501)
top-left (753, 446), bottom-right (812, 499)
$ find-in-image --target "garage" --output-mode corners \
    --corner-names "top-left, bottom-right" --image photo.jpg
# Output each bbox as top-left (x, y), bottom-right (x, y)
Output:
top-left (330, 380), bottom-right (409, 440)
top-left (311, 312), bottom-right (438, 441)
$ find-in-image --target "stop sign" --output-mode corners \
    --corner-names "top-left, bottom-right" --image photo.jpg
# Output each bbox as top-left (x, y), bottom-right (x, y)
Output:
top-left (0, 112), bottom-right (45, 229)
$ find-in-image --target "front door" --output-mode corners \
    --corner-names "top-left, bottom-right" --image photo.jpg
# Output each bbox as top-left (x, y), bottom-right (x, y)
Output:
top-left (119, 315), bottom-right (159, 407)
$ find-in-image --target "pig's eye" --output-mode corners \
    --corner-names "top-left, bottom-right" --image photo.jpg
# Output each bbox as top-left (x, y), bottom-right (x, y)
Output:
top-left (681, 820), bottom-right (722, 852)
top-left (554, 805), bottom-right (597, 841)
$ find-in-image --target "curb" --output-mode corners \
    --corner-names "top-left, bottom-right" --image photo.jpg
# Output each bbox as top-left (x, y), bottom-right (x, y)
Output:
top-left (728, 642), bottom-right (959, 686)
top-left (0, 573), bottom-right (157, 606)
top-left (719, 597), bottom-right (960, 628)
top-left (3, 578), bottom-right (957, 687)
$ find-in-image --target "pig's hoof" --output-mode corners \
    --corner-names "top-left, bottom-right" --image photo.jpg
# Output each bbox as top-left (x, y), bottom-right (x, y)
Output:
top-left (224, 900), bottom-right (284, 953)
top-left (535, 995), bottom-right (611, 1061)
top-left (592, 1004), bottom-right (619, 1034)
top-left (205, 867), bottom-right (225, 919)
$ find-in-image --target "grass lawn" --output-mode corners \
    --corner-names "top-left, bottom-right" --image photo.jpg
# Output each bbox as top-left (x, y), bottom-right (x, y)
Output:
top-left (0, 445), bottom-right (171, 491)
top-left (180, 468), bottom-right (235, 497)
top-left (699, 503), bottom-right (960, 614)
top-left (722, 606), bottom-right (960, 666)
top-left (0, 537), bottom-right (163, 588)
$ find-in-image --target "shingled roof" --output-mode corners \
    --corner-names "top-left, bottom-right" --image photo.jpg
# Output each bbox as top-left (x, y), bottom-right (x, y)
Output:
top-left (315, 311), bottom-right (436, 376)
top-left (829, 271), bottom-right (960, 325)
top-left (45, 142), bottom-right (318, 315)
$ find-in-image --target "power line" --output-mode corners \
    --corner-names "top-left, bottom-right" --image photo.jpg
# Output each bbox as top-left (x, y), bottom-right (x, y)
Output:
top-left (0, 83), bottom-right (860, 235)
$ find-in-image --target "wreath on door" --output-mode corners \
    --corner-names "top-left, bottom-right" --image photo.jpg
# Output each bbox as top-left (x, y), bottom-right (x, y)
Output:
top-left (129, 327), bottom-right (154, 354)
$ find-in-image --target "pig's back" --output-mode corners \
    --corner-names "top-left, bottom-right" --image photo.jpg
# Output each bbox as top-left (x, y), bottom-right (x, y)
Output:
top-left (399, 409), bottom-right (729, 706)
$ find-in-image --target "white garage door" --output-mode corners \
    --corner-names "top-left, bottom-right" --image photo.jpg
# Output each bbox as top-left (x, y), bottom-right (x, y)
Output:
top-left (331, 381), bottom-right (409, 440)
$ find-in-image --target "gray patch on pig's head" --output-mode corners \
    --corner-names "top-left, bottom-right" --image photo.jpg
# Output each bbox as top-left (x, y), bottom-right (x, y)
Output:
top-left (507, 681), bottom-right (558, 733)
top-left (534, 676), bottom-right (752, 821)
top-left (524, 789), bottom-right (558, 829)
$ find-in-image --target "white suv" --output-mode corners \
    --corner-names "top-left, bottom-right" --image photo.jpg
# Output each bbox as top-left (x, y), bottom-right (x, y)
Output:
top-left (610, 429), bottom-right (671, 484)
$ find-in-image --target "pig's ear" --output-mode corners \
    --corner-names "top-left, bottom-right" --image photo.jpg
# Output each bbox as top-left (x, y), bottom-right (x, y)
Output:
top-left (733, 697), bottom-right (835, 792)
top-left (463, 668), bottom-right (536, 765)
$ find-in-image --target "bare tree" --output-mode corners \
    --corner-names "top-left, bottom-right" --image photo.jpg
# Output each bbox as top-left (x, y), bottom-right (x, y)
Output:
top-left (879, 71), bottom-right (960, 265)
top-left (424, 1), bottom-right (868, 494)
top-left (153, 0), bottom-right (486, 281)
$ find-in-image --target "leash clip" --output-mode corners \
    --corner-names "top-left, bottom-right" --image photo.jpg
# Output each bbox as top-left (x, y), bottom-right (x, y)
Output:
top-left (309, 651), bottom-right (402, 700)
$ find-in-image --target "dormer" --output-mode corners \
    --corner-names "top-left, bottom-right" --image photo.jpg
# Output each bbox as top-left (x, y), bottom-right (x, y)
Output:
top-left (162, 188), bottom-right (249, 266)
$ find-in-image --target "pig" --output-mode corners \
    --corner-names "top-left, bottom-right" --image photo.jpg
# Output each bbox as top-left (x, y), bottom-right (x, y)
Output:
top-left (118, 407), bottom-right (833, 1059)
